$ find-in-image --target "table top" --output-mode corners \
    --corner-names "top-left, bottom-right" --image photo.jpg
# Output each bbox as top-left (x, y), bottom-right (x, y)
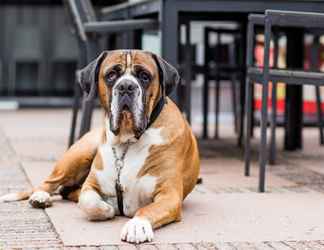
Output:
top-left (101, 0), bottom-right (324, 20)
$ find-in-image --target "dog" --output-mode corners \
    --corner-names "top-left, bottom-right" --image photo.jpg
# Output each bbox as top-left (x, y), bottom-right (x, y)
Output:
top-left (0, 50), bottom-right (200, 244)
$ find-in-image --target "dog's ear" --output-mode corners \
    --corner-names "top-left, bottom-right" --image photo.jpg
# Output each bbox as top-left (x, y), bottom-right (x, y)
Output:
top-left (77, 51), bottom-right (108, 99)
top-left (151, 53), bottom-right (180, 97)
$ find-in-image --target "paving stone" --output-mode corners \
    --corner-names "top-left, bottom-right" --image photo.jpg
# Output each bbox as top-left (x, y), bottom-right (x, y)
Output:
top-left (156, 244), bottom-right (177, 250)
top-left (195, 242), bottom-right (218, 249)
top-left (284, 241), bottom-right (310, 250)
top-left (251, 242), bottom-right (275, 250)
top-left (98, 246), bottom-right (119, 250)
top-left (139, 244), bottom-right (158, 250)
top-left (175, 243), bottom-right (197, 250)
top-left (0, 128), bottom-right (62, 249)
top-left (118, 244), bottom-right (138, 250)
top-left (2, 111), bottom-right (324, 249)
top-left (267, 241), bottom-right (294, 250)
top-left (79, 247), bottom-right (102, 250)
top-left (230, 242), bottom-right (257, 250)
top-left (212, 242), bottom-right (236, 250)
top-left (64, 247), bottom-right (87, 250)
top-left (301, 241), bottom-right (324, 250)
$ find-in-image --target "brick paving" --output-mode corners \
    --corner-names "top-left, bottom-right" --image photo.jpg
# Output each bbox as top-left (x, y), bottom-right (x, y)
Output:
top-left (0, 128), bottom-right (62, 249)
top-left (1, 111), bottom-right (324, 249)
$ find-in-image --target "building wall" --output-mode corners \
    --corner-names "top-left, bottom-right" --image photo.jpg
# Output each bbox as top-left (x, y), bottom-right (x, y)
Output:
top-left (0, 1), bottom-right (125, 98)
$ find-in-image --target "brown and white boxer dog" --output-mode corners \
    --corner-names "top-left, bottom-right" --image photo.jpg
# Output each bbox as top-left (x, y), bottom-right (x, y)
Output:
top-left (0, 50), bottom-right (200, 244)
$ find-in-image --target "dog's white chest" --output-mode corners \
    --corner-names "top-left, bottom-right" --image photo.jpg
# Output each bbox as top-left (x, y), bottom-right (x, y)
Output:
top-left (95, 128), bottom-right (164, 217)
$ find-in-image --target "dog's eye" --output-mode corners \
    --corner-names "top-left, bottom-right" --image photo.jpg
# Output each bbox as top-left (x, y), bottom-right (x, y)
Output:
top-left (138, 71), bottom-right (151, 85)
top-left (106, 70), bottom-right (118, 83)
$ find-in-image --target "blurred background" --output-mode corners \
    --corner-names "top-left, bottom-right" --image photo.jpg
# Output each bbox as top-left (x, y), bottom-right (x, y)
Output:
top-left (0, 0), bottom-right (234, 118)
top-left (0, 1), bottom-right (323, 131)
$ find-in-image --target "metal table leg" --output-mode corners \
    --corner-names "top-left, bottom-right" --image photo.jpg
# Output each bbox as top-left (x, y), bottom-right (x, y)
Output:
top-left (160, 0), bottom-right (179, 104)
top-left (284, 29), bottom-right (303, 150)
top-left (203, 29), bottom-right (210, 138)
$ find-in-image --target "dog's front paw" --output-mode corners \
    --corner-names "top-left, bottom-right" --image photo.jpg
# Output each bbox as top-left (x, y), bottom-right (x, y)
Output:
top-left (29, 191), bottom-right (52, 208)
top-left (121, 217), bottom-right (154, 244)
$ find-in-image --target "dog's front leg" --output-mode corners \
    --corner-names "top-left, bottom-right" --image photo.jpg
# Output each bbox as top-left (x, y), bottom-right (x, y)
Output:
top-left (78, 162), bottom-right (115, 221)
top-left (121, 186), bottom-right (182, 244)
top-left (29, 128), bottom-right (102, 208)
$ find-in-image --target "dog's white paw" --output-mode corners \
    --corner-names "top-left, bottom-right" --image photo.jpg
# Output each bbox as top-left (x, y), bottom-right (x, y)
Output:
top-left (121, 217), bottom-right (154, 243)
top-left (29, 191), bottom-right (52, 208)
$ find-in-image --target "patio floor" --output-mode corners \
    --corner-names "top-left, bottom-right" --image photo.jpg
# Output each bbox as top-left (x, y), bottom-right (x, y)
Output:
top-left (1, 109), bottom-right (324, 249)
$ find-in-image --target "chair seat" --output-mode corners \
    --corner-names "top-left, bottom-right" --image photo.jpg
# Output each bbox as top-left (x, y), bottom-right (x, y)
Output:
top-left (248, 67), bottom-right (324, 86)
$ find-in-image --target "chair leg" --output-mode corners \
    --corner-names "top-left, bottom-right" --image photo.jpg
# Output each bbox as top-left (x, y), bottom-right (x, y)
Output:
top-left (259, 17), bottom-right (271, 193)
top-left (68, 76), bottom-right (82, 147)
top-left (203, 29), bottom-right (209, 139)
top-left (184, 21), bottom-right (192, 124)
top-left (230, 75), bottom-right (238, 133)
top-left (250, 82), bottom-right (255, 137)
top-left (238, 73), bottom-right (246, 147)
top-left (78, 96), bottom-right (95, 138)
top-left (214, 77), bottom-right (220, 139)
top-left (259, 82), bottom-right (269, 192)
top-left (315, 86), bottom-right (324, 145)
top-left (244, 79), bottom-right (253, 177)
top-left (202, 70), bottom-right (209, 139)
top-left (269, 82), bottom-right (277, 165)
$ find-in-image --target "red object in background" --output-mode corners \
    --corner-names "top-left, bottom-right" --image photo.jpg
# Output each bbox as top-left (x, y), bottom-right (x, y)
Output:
top-left (254, 37), bottom-right (324, 116)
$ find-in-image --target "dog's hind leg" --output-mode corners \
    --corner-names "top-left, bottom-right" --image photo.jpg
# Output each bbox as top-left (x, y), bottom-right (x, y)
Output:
top-left (26, 128), bottom-right (103, 208)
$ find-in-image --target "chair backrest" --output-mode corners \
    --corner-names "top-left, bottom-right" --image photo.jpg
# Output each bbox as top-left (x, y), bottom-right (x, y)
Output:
top-left (62, 0), bottom-right (97, 42)
top-left (266, 9), bottom-right (324, 29)
top-left (79, 0), bottom-right (97, 23)
top-left (205, 28), bottom-right (242, 66)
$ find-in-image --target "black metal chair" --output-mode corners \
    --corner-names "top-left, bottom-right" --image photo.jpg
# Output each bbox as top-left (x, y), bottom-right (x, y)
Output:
top-left (63, 0), bottom-right (158, 146)
top-left (244, 10), bottom-right (324, 192)
top-left (203, 27), bottom-right (244, 140)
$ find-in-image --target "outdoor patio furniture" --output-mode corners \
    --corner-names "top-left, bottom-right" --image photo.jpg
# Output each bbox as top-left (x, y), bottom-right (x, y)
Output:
top-left (309, 34), bottom-right (324, 146)
top-left (244, 10), bottom-right (324, 192)
top-left (265, 32), bottom-right (324, 165)
top-left (203, 26), bottom-right (244, 140)
top-left (8, 25), bottom-right (45, 96)
top-left (102, 0), bottom-right (324, 151)
top-left (63, 0), bottom-right (158, 146)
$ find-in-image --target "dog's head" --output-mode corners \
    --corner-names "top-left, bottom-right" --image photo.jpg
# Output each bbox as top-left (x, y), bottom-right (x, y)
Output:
top-left (78, 50), bottom-right (180, 139)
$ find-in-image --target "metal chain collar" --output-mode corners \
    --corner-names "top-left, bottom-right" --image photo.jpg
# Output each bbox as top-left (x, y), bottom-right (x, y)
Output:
top-left (111, 140), bottom-right (132, 189)
top-left (112, 140), bottom-right (132, 216)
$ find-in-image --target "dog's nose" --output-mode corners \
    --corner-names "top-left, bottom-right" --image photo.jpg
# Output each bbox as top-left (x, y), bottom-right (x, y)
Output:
top-left (117, 81), bottom-right (138, 95)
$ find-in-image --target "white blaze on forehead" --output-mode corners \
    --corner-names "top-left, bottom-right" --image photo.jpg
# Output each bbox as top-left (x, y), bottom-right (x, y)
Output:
top-left (126, 51), bottom-right (132, 72)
